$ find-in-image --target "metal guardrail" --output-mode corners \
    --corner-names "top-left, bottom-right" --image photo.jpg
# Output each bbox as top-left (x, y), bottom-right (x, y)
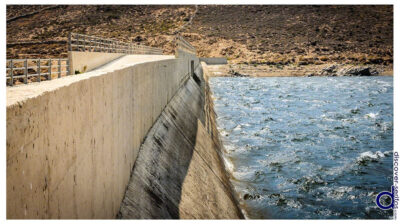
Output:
top-left (176, 36), bottom-right (196, 54)
top-left (6, 58), bottom-right (69, 86)
top-left (68, 33), bottom-right (163, 55)
top-left (6, 34), bottom-right (195, 87)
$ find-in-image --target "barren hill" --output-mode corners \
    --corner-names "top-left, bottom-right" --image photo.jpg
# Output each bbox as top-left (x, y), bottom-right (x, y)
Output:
top-left (7, 5), bottom-right (393, 66)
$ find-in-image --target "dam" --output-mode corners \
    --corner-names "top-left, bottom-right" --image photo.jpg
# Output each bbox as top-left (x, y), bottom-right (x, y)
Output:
top-left (5, 5), bottom-right (395, 221)
top-left (6, 34), bottom-right (243, 219)
top-left (5, 33), bottom-right (395, 220)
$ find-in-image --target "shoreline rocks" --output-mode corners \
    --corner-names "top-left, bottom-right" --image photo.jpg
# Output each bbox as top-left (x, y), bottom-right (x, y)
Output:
top-left (210, 63), bottom-right (391, 78)
top-left (315, 64), bottom-right (380, 76)
top-left (228, 68), bottom-right (249, 77)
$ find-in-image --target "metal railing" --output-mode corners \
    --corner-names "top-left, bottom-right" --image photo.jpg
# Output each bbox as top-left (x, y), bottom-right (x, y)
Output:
top-left (68, 33), bottom-right (163, 55)
top-left (176, 36), bottom-right (196, 54)
top-left (6, 34), bottom-right (195, 87)
top-left (6, 58), bottom-right (69, 86)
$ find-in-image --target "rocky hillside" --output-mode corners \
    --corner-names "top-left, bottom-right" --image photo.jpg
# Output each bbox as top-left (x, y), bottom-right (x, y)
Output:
top-left (7, 5), bottom-right (393, 66)
top-left (6, 5), bottom-right (195, 58)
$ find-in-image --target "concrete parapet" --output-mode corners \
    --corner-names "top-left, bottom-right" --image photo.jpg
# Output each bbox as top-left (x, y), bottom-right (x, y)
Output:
top-left (68, 51), bottom-right (125, 75)
top-left (200, 57), bottom-right (228, 65)
top-left (7, 46), bottom-right (240, 219)
top-left (7, 54), bottom-right (190, 219)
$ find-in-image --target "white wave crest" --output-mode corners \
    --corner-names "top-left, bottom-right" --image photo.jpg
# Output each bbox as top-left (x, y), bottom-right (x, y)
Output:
top-left (356, 150), bottom-right (389, 164)
top-left (365, 112), bottom-right (379, 119)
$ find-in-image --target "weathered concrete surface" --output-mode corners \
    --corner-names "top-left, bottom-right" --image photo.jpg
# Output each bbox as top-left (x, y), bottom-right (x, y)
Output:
top-left (6, 54), bottom-right (190, 219)
top-left (201, 62), bottom-right (227, 147)
top-left (68, 51), bottom-right (125, 75)
top-left (200, 57), bottom-right (228, 65)
top-left (7, 54), bottom-right (175, 107)
top-left (118, 63), bottom-right (243, 219)
top-left (7, 44), bottom-right (241, 219)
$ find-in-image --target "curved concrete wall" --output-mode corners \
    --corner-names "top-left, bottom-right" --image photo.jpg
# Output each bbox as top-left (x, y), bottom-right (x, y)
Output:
top-left (7, 54), bottom-right (190, 219)
top-left (6, 49), bottom-right (242, 219)
top-left (118, 64), bottom-right (243, 219)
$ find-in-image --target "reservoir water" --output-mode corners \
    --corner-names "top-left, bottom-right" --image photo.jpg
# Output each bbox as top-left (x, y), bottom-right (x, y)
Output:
top-left (209, 77), bottom-right (393, 219)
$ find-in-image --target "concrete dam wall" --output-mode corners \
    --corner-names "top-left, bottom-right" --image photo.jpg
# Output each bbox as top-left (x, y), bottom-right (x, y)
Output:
top-left (118, 62), bottom-right (242, 218)
top-left (6, 47), bottom-right (242, 218)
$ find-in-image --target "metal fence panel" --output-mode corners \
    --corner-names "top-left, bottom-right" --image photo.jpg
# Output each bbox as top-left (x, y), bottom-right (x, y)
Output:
top-left (6, 58), bottom-right (70, 86)
top-left (68, 33), bottom-right (163, 55)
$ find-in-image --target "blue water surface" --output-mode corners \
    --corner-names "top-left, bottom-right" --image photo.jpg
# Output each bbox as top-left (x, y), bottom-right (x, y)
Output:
top-left (209, 76), bottom-right (393, 219)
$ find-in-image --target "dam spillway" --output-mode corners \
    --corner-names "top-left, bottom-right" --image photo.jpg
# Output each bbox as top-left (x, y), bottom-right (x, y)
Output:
top-left (118, 64), bottom-right (242, 218)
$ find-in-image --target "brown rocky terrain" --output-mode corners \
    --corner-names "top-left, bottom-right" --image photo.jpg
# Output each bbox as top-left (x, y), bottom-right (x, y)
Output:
top-left (188, 5), bottom-right (393, 65)
top-left (7, 5), bottom-right (393, 74)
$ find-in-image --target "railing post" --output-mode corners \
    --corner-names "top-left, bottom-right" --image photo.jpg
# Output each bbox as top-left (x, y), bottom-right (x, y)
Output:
top-left (106, 40), bottom-right (109, 52)
top-left (24, 59), bottom-right (28, 84)
top-left (77, 34), bottom-right (80, 51)
top-left (94, 36), bottom-right (97, 52)
top-left (91, 37), bottom-right (94, 52)
top-left (66, 59), bottom-right (70, 76)
top-left (9, 59), bottom-right (13, 86)
top-left (83, 35), bottom-right (86, 51)
top-left (58, 58), bottom-right (61, 78)
top-left (38, 59), bottom-right (41, 82)
top-left (48, 59), bottom-right (52, 80)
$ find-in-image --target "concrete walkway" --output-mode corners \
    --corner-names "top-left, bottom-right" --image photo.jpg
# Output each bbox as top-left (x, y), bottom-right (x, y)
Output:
top-left (6, 54), bottom-right (175, 107)
top-left (94, 54), bottom-right (175, 73)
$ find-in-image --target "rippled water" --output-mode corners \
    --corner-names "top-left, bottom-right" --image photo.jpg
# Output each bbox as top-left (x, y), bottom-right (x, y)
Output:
top-left (209, 77), bottom-right (393, 219)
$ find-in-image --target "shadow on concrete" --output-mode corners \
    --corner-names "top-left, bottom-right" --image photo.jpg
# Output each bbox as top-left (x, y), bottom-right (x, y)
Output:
top-left (118, 67), bottom-right (243, 219)
top-left (117, 76), bottom-right (203, 218)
